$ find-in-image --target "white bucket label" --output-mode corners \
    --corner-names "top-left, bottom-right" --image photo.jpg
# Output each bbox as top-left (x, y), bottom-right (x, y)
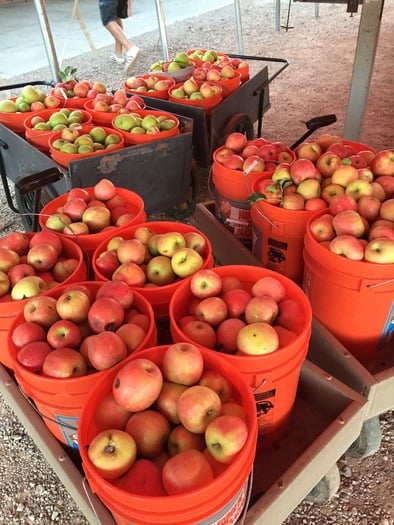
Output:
top-left (214, 191), bottom-right (252, 247)
top-left (55, 414), bottom-right (79, 449)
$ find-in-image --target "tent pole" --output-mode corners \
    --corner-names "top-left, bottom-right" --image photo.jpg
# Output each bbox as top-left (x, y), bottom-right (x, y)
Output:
top-left (33, 0), bottom-right (60, 82)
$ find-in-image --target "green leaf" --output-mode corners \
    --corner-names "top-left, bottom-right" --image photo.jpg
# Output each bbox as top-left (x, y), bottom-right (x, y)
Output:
top-left (248, 192), bottom-right (266, 203)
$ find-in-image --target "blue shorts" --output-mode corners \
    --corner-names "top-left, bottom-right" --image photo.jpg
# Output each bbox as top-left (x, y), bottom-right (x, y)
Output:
top-left (99, 0), bottom-right (128, 26)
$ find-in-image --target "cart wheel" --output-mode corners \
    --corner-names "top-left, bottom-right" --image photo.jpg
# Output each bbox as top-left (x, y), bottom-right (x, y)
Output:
top-left (345, 416), bottom-right (382, 459)
top-left (223, 113), bottom-right (254, 143)
top-left (166, 158), bottom-right (200, 220)
top-left (305, 464), bottom-right (341, 504)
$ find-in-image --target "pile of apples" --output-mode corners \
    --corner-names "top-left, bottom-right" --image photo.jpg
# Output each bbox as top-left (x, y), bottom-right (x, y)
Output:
top-left (27, 108), bottom-right (90, 132)
top-left (42, 179), bottom-right (140, 236)
top-left (95, 226), bottom-right (208, 285)
top-left (85, 91), bottom-right (145, 114)
top-left (0, 84), bottom-right (62, 113)
top-left (149, 52), bottom-right (193, 74)
top-left (215, 132), bottom-right (294, 174)
top-left (124, 75), bottom-right (174, 95)
top-left (252, 135), bottom-right (393, 210)
top-left (112, 111), bottom-right (177, 136)
top-left (171, 269), bottom-right (307, 355)
top-left (0, 230), bottom-right (82, 301)
top-left (11, 280), bottom-right (153, 377)
top-left (51, 78), bottom-right (109, 101)
top-left (86, 342), bottom-right (251, 496)
top-left (190, 61), bottom-right (240, 83)
top-left (169, 78), bottom-right (222, 101)
top-left (50, 125), bottom-right (122, 156)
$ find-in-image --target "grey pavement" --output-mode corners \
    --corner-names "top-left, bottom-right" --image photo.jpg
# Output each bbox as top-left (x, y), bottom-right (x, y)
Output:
top-left (0, 0), bottom-right (235, 79)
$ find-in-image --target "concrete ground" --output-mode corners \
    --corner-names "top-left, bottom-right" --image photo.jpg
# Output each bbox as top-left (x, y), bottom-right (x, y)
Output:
top-left (0, 0), bottom-right (234, 79)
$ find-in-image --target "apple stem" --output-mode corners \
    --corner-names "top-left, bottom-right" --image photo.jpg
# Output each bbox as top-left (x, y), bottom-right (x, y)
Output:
top-left (104, 442), bottom-right (116, 455)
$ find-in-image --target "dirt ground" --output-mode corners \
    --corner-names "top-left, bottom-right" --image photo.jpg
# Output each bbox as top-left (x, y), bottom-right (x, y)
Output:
top-left (0, 0), bottom-right (393, 523)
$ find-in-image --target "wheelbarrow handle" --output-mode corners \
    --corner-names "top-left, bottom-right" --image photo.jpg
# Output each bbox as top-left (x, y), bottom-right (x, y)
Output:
top-left (14, 167), bottom-right (64, 195)
top-left (0, 80), bottom-right (56, 92)
top-left (290, 114), bottom-right (338, 150)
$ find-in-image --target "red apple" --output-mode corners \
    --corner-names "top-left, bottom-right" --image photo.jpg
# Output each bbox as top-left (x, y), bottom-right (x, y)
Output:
top-left (46, 319), bottom-right (82, 349)
top-left (181, 319), bottom-right (217, 348)
top-left (94, 392), bottom-right (132, 431)
top-left (56, 289), bottom-right (91, 323)
top-left (88, 296), bottom-right (125, 333)
top-left (23, 295), bottom-right (60, 328)
top-left (162, 449), bottom-right (214, 495)
top-left (125, 409), bottom-right (170, 458)
top-left (190, 269), bottom-right (222, 298)
top-left (177, 384), bottom-right (222, 433)
top-left (113, 458), bottom-right (166, 496)
top-left (87, 331), bottom-right (127, 371)
top-left (167, 424), bottom-right (205, 456)
top-left (42, 347), bottom-right (87, 378)
top-left (194, 296), bottom-right (228, 327)
top-left (16, 340), bottom-right (52, 373)
top-left (116, 322), bottom-right (147, 353)
top-left (205, 415), bottom-right (248, 463)
top-left (11, 321), bottom-right (47, 349)
top-left (216, 318), bottom-right (246, 354)
top-left (161, 342), bottom-right (204, 386)
top-left (112, 357), bottom-right (163, 412)
top-left (221, 288), bottom-right (252, 318)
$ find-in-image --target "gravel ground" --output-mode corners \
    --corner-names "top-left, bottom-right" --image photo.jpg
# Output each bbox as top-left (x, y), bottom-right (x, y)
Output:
top-left (0, 1), bottom-right (393, 523)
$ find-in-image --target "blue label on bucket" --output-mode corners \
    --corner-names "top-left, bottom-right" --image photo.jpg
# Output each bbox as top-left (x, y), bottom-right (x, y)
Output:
top-left (378, 301), bottom-right (394, 350)
top-left (55, 415), bottom-right (79, 449)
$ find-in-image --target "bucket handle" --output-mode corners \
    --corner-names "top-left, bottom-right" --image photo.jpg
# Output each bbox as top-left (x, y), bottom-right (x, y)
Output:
top-left (82, 477), bottom-right (103, 525)
top-left (17, 384), bottom-right (78, 432)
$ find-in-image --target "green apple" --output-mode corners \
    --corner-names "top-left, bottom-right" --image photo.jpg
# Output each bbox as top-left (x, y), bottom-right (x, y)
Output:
top-left (130, 126), bottom-right (146, 134)
top-left (15, 97), bottom-right (31, 112)
top-left (52, 124), bottom-right (67, 131)
top-left (60, 143), bottom-right (78, 154)
top-left (141, 115), bottom-right (158, 131)
top-left (78, 144), bottom-right (94, 153)
top-left (167, 61), bottom-right (182, 72)
top-left (170, 88), bottom-right (186, 99)
top-left (20, 85), bottom-right (42, 104)
top-left (67, 110), bottom-right (85, 124)
top-left (0, 99), bottom-right (17, 113)
top-left (159, 119), bottom-right (177, 131)
top-left (174, 52), bottom-right (190, 68)
top-left (89, 126), bottom-right (107, 144)
top-left (189, 92), bottom-right (204, 100)
top-left (48, 111), bottom-right (69, 128)
top-left (113, 114), bottom-right (138, 131)
top-left (105, 133), bottom-right (121, 146)
top-left (51, 138), bottom-right (69, 150)
top-left (33, 122), bottom-right (51, 131)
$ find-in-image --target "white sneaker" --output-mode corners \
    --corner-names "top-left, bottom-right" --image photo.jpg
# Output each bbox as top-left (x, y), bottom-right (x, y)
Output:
top-left (124, 46), bottom-right (141, 74)
top-left (110, 54), bottom-right (125, 65)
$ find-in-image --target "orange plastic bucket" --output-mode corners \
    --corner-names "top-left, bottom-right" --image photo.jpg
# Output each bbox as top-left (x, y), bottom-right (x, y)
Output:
top-left (0, 235), bottom-right (87, 370)
top-left (111, 109), bottom-right (180, 146)
top-left (92, 221), bottom-right (214, 320)
top-left (38, 186), bottom-right (146, 265)
top-left (168, 81), bottom-right (223, 112)
top-left (78, 344), bottom-right (257, 525)
top-left (0, 97), bottom-right (48, 135)
top-left (303, 210), bottom-right (394, 365)
top-left (7, 281), bottom-right (157, 447)
top-left (23, 108), bottom-right (92, 152)
top-left (48, 124), bottom-right (125, 168)
top-left (343, 139), bottom-right (377, 155)
top-left (250, 198), bottom-right (322, 285)
top-left (212, 157), bottom-right (273, 247)
top-left (169, 265), bottom-right (312, 449)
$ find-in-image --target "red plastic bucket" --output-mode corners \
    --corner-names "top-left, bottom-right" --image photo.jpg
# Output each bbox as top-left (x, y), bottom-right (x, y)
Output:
top-left (303, 210), bottom-right (394, 365)
top-left (92, 221), bottom-right (214, 320)
top-left (38, 186), bottom-right (146, 265)
top-left (7, 281), bottom-right (157, 446)
top-left (78, 344), bottom-right (257, 524)
top-left (0, 234), bottom-right (87, 370)
top-left (212, 158), bottom-right (273, 247)
top-left (169, 265), bottom-right (312, 449)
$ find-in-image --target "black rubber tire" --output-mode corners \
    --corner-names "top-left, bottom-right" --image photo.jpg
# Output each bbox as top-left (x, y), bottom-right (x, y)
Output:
top-left (345, 416), bottom-right (382, 459)
top-left (223, 113), bottom-right (254, 143)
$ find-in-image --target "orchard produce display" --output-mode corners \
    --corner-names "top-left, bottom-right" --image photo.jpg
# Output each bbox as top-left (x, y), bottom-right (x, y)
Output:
top-left (149, 51), bottom-right (195, 80)
top-left (93, 223), bottom-right (210, 284)
top-left (0, 230), bottom-right (85, 301)
top-left (78, 342), bottom-right (257, 523)
top-left (168, 79), bottom-right (223, 110)
top-left (48, 124), bottom-right (124, 167)
top-left (9, 280), bottom-right (156, 377)
top-left (169, 268), bottom-right (307, 355)
top-left (39, 179), bottom-right (145, 237)
top-left (124, 74), bottom-right (175, 99)
top-left (111, 109), bottom-right (179, 145)
top-left (0, 84), bottom-right (62, 114)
